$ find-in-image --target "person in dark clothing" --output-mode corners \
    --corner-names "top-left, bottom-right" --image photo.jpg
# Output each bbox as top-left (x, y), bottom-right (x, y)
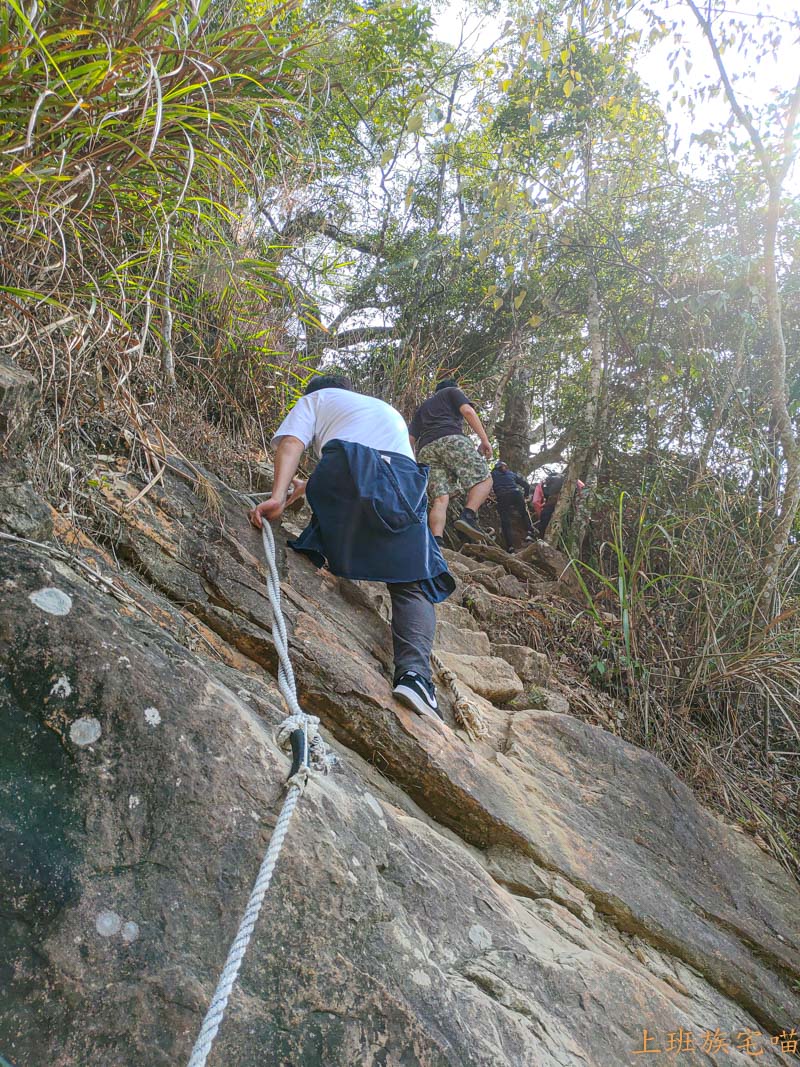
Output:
top-left (534, 473), bottom-right (562, 539)
top-left (532, 472), bottom-right (585, 539)
top-left (409, 379), bottom-right (493, 544)
top-left (491, 461), bottom-right (535, 551)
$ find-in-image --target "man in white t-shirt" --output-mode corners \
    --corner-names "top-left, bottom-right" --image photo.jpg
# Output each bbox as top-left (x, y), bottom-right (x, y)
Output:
top-left (248, 375), bottom-right (455, 721)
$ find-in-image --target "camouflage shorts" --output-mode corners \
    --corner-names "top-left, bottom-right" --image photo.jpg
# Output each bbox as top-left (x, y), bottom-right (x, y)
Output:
top-left (417, 434), bottom-right (490, 500)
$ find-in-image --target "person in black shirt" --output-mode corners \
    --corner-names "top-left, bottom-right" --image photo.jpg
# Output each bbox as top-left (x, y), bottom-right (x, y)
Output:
top-left (491, 461), bottom-right (535, 551)
top-left (409, 379), bottom-right (493, 544)
top-left (532, 472), bottom-right (586, 538)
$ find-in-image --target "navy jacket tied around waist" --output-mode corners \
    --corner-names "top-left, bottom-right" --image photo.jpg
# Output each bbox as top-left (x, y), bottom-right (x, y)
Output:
top-left (288, 439), bottom-right (455, 603)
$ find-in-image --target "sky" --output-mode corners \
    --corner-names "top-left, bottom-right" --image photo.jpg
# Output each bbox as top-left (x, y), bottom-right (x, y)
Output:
top-left (432, 0), bottom-right (800, 183)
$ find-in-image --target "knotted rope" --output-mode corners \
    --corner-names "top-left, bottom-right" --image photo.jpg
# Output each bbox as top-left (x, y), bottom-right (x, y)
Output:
top-left (431, 651), bottom-right (488, 742)
top-left (187, 519), bottom-right (331, 1067)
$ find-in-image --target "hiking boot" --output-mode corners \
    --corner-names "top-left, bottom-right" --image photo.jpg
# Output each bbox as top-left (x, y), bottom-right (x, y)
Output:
top-left (393, 671), bottom-right (442, 721)
top-left (434, 535), bottom-right (445, 547)
top-left (454, 508), bottom-right (492, 544)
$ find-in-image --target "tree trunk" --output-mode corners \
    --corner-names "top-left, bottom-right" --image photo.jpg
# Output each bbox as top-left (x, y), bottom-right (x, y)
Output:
top-left (547, 96), bottom-right (603, 547)
top-left (495, 373), bottom-right (533, 473)
top-left (755, 185), bottom-right (800, 621)
top-left (547, 268), bottom-right (603, 545)
top-left (694, 325), bottom-right (748, 482)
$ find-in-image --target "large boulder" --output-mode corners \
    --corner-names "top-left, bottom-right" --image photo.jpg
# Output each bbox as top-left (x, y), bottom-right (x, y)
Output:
top-left (0, 479), bottom-right (53, 540)
top-left (433, 619), bottom-right (491, 656)
top-left (435, 651), bottom-right (525, 703)
top-left (0, 462), bottom-right (798, 1066)
top-left (516, 539), bottom-right (580, 593)
top-left (0, 356), bottom-right (38, 456)
top-left (491, 643), bottom-right (550, 685)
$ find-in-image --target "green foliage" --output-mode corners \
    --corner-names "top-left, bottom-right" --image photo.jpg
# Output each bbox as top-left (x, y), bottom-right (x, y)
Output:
top-left (3, 0), bottom-right (798, 871)
top-left (0, 0), bottom-right (318, 418)
top-left (572, 477), bottom-right (800, 872)
top-left (578, 477), bottom-right (800, 746)
top-left (575, 489), bottom-right (670, 686)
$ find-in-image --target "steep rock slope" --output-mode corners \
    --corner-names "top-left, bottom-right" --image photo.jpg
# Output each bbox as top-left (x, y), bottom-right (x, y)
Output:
top-left (0, 379), bottom-right (798, 1065)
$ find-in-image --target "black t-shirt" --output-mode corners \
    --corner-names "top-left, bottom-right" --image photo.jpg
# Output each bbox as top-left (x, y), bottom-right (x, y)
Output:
top-left (409, 387), bottom-right (471, 452)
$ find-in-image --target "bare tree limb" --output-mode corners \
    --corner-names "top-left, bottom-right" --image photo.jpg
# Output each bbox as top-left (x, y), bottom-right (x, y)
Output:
top-left (685, 0), bottom-right (772, 179)
top-left (328, 325), bottom-right (397, 348)
top-left (528, 427), bottom-right (573, 471)
top-left (683, 0), bottom-right (800, 621)
top-left (264, 209), bottom-right (387, 257)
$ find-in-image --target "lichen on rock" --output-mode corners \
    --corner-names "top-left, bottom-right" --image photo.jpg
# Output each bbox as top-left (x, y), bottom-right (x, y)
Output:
top-left (0, 458), bottom-right (797, 1067)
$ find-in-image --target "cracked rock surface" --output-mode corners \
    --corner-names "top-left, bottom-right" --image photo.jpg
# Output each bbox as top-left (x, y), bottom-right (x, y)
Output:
top-left (0, 457), bottom-right (798, 1066)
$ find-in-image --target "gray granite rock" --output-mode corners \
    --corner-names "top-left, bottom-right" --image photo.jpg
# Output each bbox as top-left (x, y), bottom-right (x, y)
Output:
top-left (0, 464), bottom-right (797, 1067)
top-left (0, 356), bottom-right (38, 456)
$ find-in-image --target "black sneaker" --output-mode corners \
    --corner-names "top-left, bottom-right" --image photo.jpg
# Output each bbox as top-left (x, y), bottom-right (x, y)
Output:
top-left (454, 508), bottom-right (492, 544)
top-left (393, 672), bottom-right (442, 720)
top-left (434, 535), bottom-right (445, 547)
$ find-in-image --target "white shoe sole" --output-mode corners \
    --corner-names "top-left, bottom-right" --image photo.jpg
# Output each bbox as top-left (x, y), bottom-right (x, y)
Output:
top-left (393, 684), bottom-right (442, 721)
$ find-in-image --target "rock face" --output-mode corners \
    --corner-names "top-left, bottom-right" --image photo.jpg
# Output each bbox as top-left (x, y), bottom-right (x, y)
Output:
top-left (0, 356), bottom-right (38, 455)
top-left (433, 619), bottom-right (491, 656)
top-left (491, 643), bottom-right (550, 685)
top-left (435, 652), bottom-right (525, 703)
top-left (0, 478), bottom-right (53, 540)
top-left (1, 454), bottom-right (799, 1067)
top-left (0, 357), bottom-right (51, 541)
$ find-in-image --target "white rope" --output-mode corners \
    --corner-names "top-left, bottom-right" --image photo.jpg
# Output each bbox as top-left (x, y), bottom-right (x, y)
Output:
top-left (187, 519), bottom-right (332, 1067)
top-left (186, 783), bottom-right (302, 1067)
top-left (431, 650), bottom-right (489, 742)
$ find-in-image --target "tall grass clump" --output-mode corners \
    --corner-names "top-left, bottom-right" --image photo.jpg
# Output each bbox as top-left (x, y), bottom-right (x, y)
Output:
top-left (0, 0), bottom-right (322, 469)
top-left (573, 468), bottom-right (800, 877)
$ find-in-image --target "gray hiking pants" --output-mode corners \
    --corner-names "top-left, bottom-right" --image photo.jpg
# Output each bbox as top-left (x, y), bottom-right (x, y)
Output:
top-left (387, 581), bottom-right (436, 684)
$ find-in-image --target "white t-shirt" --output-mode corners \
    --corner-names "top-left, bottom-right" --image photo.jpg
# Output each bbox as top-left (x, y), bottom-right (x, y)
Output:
top-left (272, 388), bottom-right (414, 459)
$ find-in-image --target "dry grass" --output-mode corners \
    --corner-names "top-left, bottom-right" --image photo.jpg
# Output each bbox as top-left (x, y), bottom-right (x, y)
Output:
top-left (562, 476), bottom-right (800, 881)
top-left (476, 579), bottom-right (799, 880)
top-left (1, 0), bottom-right (326, 477)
